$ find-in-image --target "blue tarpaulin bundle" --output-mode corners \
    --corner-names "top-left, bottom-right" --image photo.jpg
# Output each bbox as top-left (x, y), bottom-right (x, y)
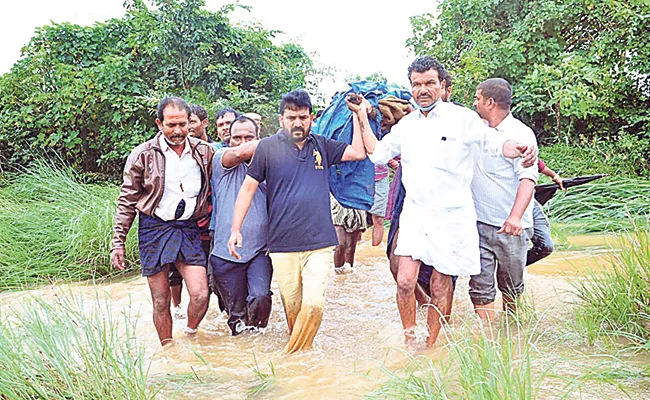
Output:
top-left (312, 81), bottom-right (411, 210)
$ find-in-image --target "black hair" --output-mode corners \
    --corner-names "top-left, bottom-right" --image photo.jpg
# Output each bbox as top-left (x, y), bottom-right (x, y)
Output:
top-left (157, 97), bottom-right (190, 121)
top-left (279, 89), bottom-right (312, 115)
top-left (407, 56), bottom-right (447, 84)
top-left (229, 115), bottom-right (260, 137)
top-left (189, 104), bottom-right (208, 121)
top-left (441, 71), bottom-right (452, 88)
top-left (214, 107), bottom-right (240, 123)
top-left (477, 78), bottom-right (512, 109)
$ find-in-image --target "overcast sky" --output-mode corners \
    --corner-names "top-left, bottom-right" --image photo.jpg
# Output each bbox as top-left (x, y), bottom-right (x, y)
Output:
top-left (0, 0), bottom-right (437, 98)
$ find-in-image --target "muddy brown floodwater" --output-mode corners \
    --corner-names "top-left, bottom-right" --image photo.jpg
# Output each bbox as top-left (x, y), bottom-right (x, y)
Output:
top-left (4, 232), bottom-right (650, 399)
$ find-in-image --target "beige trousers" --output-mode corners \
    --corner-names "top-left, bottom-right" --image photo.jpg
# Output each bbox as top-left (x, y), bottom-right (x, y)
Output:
top-left (270, 247), bottom-right (333, 354)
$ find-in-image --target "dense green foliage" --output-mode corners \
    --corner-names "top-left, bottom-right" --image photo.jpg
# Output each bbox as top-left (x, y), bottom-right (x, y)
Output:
top-left (0, 161), bottom-right (138, 291)
top-left (408, 0), bottom-right (650, 175)
top-left (0, 0), bottom-right (312, 177)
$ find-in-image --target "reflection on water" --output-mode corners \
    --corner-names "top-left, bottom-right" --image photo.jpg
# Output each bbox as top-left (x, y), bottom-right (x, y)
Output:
top-left (1, 232), bottom-right (648, 399)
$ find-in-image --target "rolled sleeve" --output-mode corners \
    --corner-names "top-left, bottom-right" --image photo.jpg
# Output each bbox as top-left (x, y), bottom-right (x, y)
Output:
top-left (514, 130), bottom-right (539, 183)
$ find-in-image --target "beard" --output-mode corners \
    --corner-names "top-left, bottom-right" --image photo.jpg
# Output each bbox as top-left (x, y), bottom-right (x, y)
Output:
top-left (285, 124), bottom-right (311, 142)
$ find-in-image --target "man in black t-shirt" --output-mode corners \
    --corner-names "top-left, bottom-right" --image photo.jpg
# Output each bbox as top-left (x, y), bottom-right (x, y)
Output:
top-left (228, 89), bottom-right (368, 354)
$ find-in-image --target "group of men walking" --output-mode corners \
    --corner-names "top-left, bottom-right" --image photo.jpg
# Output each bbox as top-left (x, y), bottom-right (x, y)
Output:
top-left (111, 55), bottom-right (543, 353)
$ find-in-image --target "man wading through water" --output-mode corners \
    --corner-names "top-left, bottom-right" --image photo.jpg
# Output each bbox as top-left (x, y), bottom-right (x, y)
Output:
top-left (111, 97), bottom-right (213, 345)
top-left (358, 56), bottom-right (538, 348)
top-left (228, 89), bottom-right (367, 354)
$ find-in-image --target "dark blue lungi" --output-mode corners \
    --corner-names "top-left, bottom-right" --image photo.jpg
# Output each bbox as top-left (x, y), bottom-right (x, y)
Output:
top-left (138, 213), bottom-right (206, 277)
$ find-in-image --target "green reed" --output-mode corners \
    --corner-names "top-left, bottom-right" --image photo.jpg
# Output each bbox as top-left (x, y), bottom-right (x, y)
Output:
top-left (570, 229), bottom-right (650, 347)
top-left (546, 178), bottom-right (650, 233)
top-left (0, 160), bottom-right (138, 291)
top-left (369, 315), bottom-right (568, 400)
top-left (0, 292), bottom-right (160, 399)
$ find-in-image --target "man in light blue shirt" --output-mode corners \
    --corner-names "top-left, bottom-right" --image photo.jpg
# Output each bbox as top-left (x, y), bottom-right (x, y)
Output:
top-left (470, 78), bottom-right (539, 323)
top-left (209, 115), bottom-right (272, 335)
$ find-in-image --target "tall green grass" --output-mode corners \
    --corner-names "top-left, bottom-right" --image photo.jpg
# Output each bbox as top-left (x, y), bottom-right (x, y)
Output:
top-left (369, 317), bottom-right (567, 400)
top-left (546, 178), bottom-right (650, 233)
top-left (0, 292), bottom-right (160, 399)
top-left (570, 229), bottom-right (650, 347)
top-left (0, 160), bottom-right (138, 290)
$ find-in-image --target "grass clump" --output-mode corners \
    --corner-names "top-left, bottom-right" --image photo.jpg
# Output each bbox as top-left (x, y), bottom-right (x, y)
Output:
top-left (370, 316), bottom-right (566, 400)
top-left (0, 160), bottom-right (139, 291)
top-left (0, 292), bottom-right (160, 399)
top-left (571, 229), bottom-right (650, 347)
top-left (546, 178), bottom-right (650, 233)
top-left (247, 353), bottom-right (277, 397)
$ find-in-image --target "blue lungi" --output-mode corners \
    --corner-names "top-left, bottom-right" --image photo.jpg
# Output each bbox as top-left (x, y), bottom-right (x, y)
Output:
top-left (138, 213), bottom-right (206, 277)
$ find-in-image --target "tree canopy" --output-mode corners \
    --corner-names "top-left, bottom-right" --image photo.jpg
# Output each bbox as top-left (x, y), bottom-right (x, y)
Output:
top-left (408, 0), bottom-right (650, 163)
top-left (0, 0), bottom-right (313, 176)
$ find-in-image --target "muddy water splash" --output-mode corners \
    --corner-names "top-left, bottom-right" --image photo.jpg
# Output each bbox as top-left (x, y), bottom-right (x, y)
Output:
top-left (2, 232), bottom-right (648, 399)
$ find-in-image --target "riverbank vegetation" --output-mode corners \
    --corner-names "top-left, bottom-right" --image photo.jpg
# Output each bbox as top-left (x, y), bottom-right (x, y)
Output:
top-left (0, 293), bottom-right (157, 399)
top-left (571, 230), bottom-right (650, 348)
top-left (0, 160), bottom-right (139, 291)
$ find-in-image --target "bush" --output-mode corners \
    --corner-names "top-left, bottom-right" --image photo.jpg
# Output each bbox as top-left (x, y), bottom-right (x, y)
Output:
top-left (0, 0), bottom-right (312, 178)
top-left (540, 135), bottom-right (650, 179)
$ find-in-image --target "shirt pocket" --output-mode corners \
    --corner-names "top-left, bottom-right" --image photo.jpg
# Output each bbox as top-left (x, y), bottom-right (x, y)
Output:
top-left (431, 135), bottom-right (464, 172)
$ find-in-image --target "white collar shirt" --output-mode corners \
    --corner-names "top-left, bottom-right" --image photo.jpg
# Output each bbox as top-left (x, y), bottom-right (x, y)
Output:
top-left (153, 135), bottom-right (202, 221)
top-left (368, 102), bottom-right (506, 275)
top-left (369, 101), bottom-right (504, 210)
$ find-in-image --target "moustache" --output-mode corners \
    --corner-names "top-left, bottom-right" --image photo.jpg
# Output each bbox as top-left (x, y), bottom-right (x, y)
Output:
top-left (291, 128), bottom-right (305, 134)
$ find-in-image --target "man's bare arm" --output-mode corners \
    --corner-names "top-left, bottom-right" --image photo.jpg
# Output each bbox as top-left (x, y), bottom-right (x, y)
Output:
top-left (342, 111), bottom-right (369, 161)
top-left (344, 95), bottom-right (378, 155)
top-left (497, 178), bottom-right (535, 236)
top-left (221, 140), bottom-right (260, 168)
top-left (228, 175), bottom-right (260, 259)
top-left (502, 140), bottom-right (538, 168)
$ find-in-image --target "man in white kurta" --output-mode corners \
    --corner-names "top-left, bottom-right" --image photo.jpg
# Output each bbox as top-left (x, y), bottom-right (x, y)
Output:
top-left (356, 56), bottom-right (536, 347)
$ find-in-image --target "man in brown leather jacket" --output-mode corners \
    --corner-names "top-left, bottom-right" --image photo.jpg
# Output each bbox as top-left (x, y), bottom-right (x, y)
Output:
top-left (110, 97), bottom-right (214, 346)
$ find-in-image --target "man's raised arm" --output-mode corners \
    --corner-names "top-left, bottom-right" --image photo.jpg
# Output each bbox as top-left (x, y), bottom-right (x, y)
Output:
top-left (221, 140), bottom-right (260, 168)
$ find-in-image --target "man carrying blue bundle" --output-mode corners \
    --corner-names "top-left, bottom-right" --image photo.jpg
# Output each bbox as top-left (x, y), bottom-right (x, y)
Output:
top-left (111, 97), bottom-right (213, 346)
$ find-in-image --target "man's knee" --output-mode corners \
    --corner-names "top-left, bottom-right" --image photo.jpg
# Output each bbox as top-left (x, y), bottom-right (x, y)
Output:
top-left (397, 273), bottom-right (417, 294)
top-left (540, 240), bottom-right (554, 256)
top-left (429, 275), bottom-right (452, 301)
top-left (189, 286), bottom-right (209, 306)
top-left (152, 293), bottom-right (171, 313)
